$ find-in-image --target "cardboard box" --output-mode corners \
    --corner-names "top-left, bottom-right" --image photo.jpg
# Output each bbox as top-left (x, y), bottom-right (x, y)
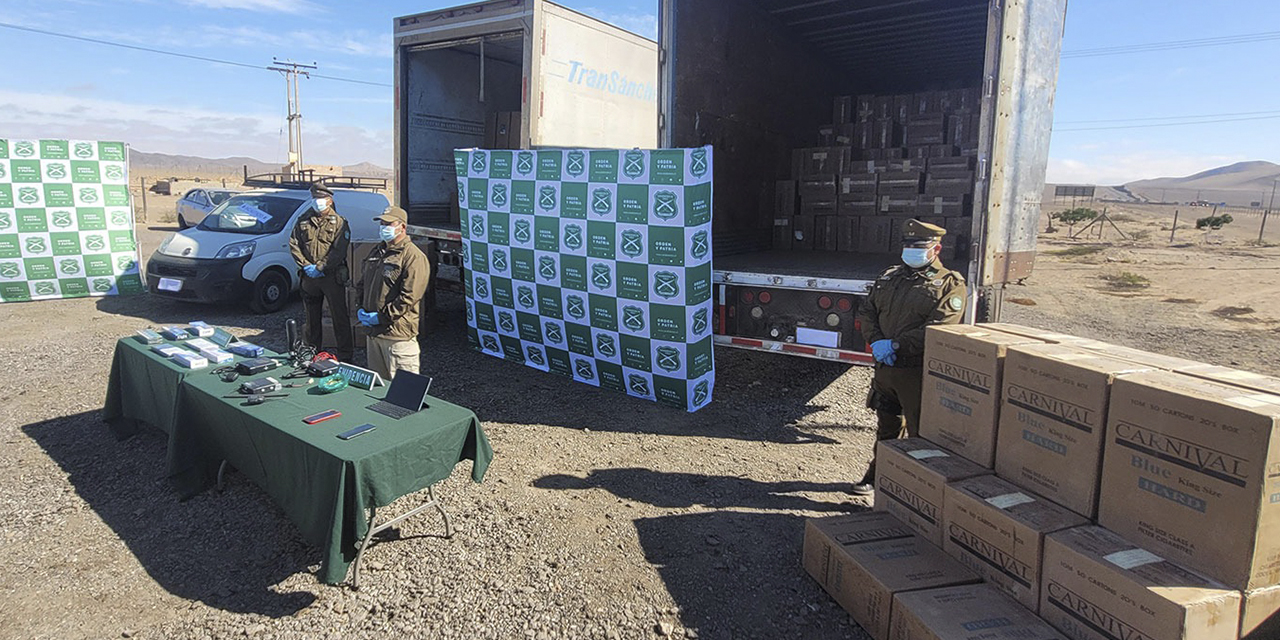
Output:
top-left (874, 119), bottom-right (901, 148)
top-left (849, 121), bottom-right (875, 149)
top-left (775, 180), bottom-right (797, 218)
top-left (911, 91), bottom-right (944, 116)
top-left (506, 111), bottom-right (523, 148)
top-left (920, 325), bottom-right (1047, 467)
top-left (873, 95), bottom-right (894, 120)
top-left (1182, 364), bottom-right (1280, 396)
top-left (1040, 526), bottom-right (1240, 640)
top-left (800, 197), bottom-right (837, 216)
top-left (891, 583), bottom-right (1068, 640)
top-left (859, 216), bottom-right (894, 253)
top-left (850, 159), bottom-right (893, 173)
top-left (839, 173), bottom-right (878, 197)
top-left (816, 215), bottom-right (840, 252)
top-left (916, 195), bottom-right (971, 217)
top-left (834, 95), bottom-right (854, 124)
top-left (1241, 585), bottom-right (1280, 639)
top-left (878, 195), bottom-right (918, 216)
top-left (828, 535), bottom-right (980, 640)
top-left (839, 194), bottom-right (878, 217)
top-left (948, 114), bottom-right (978, 146)
top-left (793, 214), bottom-right (817, 251)
top-left (943, 475), bottom-right (1088, 611)
top-left (893, 94), bottom-right (912, 123)
top-left (1069, 340), bottom-right (1205, 372)
top-left (951, 87), bottom-right (981, 114)
top-left (994, 345), bottom-right (1152, 518)
top-left (875, 438), bottom-right (990, 545)
top-left (1097, 370), bottom-right (1280, 589)
top-left (878, 171), bottom-right (924, 195)
top-left (976, 323), bottom-right (1087, 344)
top-left (797, 147), bottom-right (850, 175)
top-left (904, 116), bottom-right (947, 146)
top-left (887, 158), bottom-right (925, 172)
top-left (837, 217), bottom-right (859, 252)
top-left (799, 175), bottom-right (838, 200)
top-left (802, 511), bottom-right (915, 589)
top-left (857, 95), bottom-right (876, 118)
top-left (772, 217), bottom-right (793, 250)
top-left (927, 156), bottom-right (974, 174)
top-left (924, 172), bottom-right (974, 196)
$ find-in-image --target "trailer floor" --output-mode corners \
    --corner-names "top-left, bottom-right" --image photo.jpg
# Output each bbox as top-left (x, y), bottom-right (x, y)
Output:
top-left (714, 249), bottom-right (892, 282)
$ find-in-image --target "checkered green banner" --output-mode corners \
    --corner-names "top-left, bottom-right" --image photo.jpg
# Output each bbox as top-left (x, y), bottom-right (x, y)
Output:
top-left (456, 147), bottom-right (715, 412)
top-left (0, 139), bottom-right (143, 302)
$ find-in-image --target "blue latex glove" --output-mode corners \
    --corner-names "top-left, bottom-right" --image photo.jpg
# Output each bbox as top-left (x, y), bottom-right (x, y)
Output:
top-left (357, 309), bottom-right (379, 326)
top-left (871, 339), bottom-right (896, 365)
top-left (303, 264), bottom-right (323, 278)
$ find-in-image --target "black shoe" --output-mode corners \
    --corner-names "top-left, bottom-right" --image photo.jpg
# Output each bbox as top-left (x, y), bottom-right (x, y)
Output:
top-left (849, 482), bottom-right (874, 497)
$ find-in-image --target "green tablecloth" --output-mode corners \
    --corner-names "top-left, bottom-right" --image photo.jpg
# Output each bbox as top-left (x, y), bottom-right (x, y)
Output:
top-left (103, 336), bottom-right (206, 438)
top-left (171, 366), bottom-right (493, 584)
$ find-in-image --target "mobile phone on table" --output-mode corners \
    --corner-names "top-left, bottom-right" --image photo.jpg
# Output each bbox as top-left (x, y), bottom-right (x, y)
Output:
top-left (303, 409), bottom-right (342, 424)
top-left (337, 423), bottom-right (376, 440)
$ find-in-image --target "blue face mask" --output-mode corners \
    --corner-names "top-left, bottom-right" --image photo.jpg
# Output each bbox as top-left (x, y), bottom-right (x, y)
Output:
top-left (379, 224), bottom-right (398, 242)
top-left (902, 247), bottom-right (932, 268)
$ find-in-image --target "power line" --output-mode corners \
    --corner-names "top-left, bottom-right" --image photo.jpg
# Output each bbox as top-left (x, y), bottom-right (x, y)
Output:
top-left (1055, 114), bottom-right (1280, 132)
top-left (1062, 30), bottom-right (1280, 59)
top-left (0, 21), bottom-right (391, 87)
top-left (1057, 109), bottom-right (1280, 125)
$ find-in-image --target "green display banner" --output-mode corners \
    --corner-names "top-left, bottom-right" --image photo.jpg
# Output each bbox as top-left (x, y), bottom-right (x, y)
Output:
top-left (457, 146), bottom-right (715, 412)
top-left (0, 139), bottom-right (142, 302)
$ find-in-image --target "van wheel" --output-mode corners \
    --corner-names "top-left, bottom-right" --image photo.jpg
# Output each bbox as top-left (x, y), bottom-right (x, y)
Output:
top-left (249, 269), bottom-right (290, 314)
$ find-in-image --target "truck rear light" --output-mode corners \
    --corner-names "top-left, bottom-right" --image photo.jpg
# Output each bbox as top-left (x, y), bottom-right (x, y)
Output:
top-left (728, 306), bottom-right (736, 318)
top-left (817, 295), bottom-right (832, 310)
top-left (750, 306), bottom-right (764, 319)
top-left (826, 313), bottom-right (840, 327)
top-left (758, 291), bottom-right (772, 304)
top-left (741, 290), bottom-right (754, 303)
top-left (837, 297), bottom-right (853, 312)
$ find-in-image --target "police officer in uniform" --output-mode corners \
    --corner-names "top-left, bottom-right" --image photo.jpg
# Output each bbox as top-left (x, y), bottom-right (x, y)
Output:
top-left (357, 205), bottom-right (429, 380)
top-left (289, 183), bottom-right (353, 361)
top-left (851, 219), bottom-right (967, 495)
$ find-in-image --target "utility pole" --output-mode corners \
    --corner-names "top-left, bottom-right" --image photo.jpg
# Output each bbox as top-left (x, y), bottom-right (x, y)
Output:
top-left (268, 58), bottom-right (316, 179)
top-left (1261, 178), bottom-right (1277, 244)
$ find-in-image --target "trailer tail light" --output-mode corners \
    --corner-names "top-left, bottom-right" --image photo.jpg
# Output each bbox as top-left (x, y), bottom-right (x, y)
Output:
top-left (826, 313), bottom-right (840, 327)
top-left (741, 290), bottom-right (754, 304)
top-left (837, 297), bottom-right (853, 312)
top-left (817, 295), bottom-right (832, 310)
top-left (758, 291), bottom-right (772, 304)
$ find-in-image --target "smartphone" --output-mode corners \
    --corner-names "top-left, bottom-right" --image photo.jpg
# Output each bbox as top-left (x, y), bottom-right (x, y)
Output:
top-left (303, 409), bottom-right (342, 424)
top-left (337, 423), bottom-right (376, 440)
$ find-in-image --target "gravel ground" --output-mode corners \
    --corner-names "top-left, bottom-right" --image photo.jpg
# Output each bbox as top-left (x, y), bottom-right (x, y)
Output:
top-left (0, 224), bottom-right (879, 640)
top-left (4, 220), bottom-right (1274, 639)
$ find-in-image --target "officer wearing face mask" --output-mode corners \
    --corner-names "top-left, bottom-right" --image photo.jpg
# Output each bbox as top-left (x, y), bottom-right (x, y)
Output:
top-left (289, 183), bottom-right (353, 361)
top-left (356, 205), bottom-right (429, 380)
top-left (850, 219), bottom-right (966, 496)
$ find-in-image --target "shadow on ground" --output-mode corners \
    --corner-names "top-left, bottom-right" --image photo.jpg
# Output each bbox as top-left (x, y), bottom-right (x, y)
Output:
top-left (421, 292), bottom-right (867, 444)
top-left (535, 467), bottom-right (866, 638)
top-left (22, 410), bottom-right (319, 617)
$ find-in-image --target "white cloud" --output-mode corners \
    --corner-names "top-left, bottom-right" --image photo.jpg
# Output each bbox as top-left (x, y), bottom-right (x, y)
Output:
top-left (579, 7), bottom-right (658, 39)
top-left (181, 0), bottom-right (323, 14)
top-left (1047, 152), bottom-right (1250, 185)
top-left (0, 90), bottom-right (388, 166)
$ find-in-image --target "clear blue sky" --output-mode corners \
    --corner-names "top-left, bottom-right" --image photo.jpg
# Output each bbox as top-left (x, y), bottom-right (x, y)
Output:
top-left (0, 0), bottom-right (1276, 185)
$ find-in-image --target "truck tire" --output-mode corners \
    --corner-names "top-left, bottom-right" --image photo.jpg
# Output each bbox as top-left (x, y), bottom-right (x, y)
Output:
top-left (249, 268), bottom-right (290, 314)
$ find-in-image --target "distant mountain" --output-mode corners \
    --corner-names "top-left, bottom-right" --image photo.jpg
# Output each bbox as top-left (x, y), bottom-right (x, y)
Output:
top-left (127, 149), bottom-right (391, 180)
top-left (1124, 161), bottom-right (1280, 205)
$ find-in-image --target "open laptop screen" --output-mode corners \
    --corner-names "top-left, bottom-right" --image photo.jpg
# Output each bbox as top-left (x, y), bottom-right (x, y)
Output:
top-left (383, 370), bottom-right (433, 410)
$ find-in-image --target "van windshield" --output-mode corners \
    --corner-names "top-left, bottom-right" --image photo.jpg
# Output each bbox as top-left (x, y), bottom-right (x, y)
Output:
top-left (197, 195), bottom-right (302, 235)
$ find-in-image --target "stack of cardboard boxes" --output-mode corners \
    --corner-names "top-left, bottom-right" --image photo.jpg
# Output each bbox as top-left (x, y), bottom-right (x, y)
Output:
top-left (803, 322), bottom-right (1280, 639)
top-left (777, 88), bottom-right (980, 257)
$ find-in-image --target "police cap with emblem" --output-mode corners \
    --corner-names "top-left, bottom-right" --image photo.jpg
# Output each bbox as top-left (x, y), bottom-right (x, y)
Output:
top-left (376, 205), bottom-right (409, 225)
top-left (310, 183), bottom-right (335, 199)
top-left (902, 219), bottom-right (946, 246)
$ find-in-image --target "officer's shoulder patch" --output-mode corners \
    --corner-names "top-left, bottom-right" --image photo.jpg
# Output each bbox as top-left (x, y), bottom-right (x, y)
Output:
top-left (948, 296), bottom-right (964, 311)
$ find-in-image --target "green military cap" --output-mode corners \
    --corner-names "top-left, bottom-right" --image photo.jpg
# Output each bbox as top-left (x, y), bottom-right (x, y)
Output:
top-left (310, 182), bottom-right (335, 199)
top-left (902, 219), bottom-right (946, 242)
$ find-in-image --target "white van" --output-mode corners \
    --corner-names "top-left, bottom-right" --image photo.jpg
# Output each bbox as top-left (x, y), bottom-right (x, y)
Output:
top-left (146, 187), bottom-right (389, 313)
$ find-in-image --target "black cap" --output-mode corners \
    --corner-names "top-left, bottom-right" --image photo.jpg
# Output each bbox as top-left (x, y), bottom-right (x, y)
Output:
top-left (310, 183), bottom-right (334, 199)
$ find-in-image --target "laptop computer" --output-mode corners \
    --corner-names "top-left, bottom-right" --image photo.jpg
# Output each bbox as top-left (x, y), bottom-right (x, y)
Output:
top-left (366, 370), bottom-right (432, 420)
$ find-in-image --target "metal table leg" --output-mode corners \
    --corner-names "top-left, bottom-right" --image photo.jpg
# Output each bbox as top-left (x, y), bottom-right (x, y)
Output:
top-left (349, 484), bottom-right (454, 589)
